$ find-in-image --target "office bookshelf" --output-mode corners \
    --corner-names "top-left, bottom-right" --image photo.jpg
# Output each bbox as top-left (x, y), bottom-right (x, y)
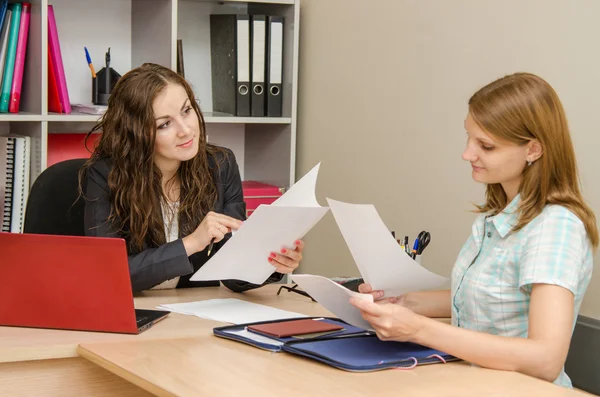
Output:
top-left (0, 0), bottom-right (299, 190)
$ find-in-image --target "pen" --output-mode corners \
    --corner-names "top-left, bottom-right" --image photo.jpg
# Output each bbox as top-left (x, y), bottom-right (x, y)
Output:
top-left (411, 238), bottom-right (419, 260)
top-left (207, 238), bottom-right (215, 256)
top-left (84, 47), bottom-right (96, 78)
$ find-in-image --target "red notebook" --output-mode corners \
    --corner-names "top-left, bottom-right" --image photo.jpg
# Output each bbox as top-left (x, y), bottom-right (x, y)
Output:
top-left (247, 319), bottom-right (343, 338)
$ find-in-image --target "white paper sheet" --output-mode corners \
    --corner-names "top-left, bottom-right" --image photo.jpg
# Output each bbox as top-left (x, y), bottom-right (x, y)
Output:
top-left (224, 328), bottom-right (284, 346)
top-left (191, 163), bottom-right (329, 284)
top-left (157, 299), bottom-right (306, 324)
top-left (326, 198), bottom-right (447, 297)
top-left (291, 274), bottom-right (374, 330)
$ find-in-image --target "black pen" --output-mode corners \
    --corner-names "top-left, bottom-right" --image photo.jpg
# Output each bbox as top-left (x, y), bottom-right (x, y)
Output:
top-left (207, 238), bottom-right (215, 256)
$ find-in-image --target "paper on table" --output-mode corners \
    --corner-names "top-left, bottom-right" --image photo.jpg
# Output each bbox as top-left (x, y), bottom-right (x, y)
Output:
top-left (224, 328), bottom-right (284, 346)
top-left (291, 274), bottom-right (374, 330)
top-left (326, 198), bottom-right (447, 297)
top-left (191, 163), bottom-right (329, 284)
top-left (157, 299), bottom-right (307, 324)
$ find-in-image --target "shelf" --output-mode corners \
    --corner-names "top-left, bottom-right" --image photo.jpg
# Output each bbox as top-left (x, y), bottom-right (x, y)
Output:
top-left (185, 0), bottom-right (294, 4)
top-left (44, 112), bottom-right (292, 125)
top-left (204, 113), bottom-right (292, 124)
top-left (0, 113), bottom-right (45, 122)
top-left (45, 113), bottom-right (103, 123)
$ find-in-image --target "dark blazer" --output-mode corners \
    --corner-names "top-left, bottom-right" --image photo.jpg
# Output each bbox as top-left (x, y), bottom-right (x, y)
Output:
top-left (83, 148), bottom-right (283, 293)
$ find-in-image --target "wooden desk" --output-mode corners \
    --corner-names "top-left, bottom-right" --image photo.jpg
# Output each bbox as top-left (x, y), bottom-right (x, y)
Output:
top-left (1, 285), bottom-right (593, 396)
top-left (0, 285), bottom-right (328, 396)
top-left (77, 337), bottom-right (593, 397)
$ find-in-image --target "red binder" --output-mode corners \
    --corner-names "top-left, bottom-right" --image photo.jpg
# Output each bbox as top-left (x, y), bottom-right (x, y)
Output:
top-left (47, 50), bottom-right (62, 113)
top-left (47, 133), bottom-right (100, 167)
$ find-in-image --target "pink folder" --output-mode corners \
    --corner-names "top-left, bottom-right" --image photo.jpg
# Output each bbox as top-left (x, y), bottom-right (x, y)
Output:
top-left (8, 2), bottom-right (30, 114)
top-left (47, 5), bottom-right (71, 114)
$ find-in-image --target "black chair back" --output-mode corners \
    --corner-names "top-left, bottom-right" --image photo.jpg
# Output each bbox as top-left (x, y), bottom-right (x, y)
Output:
top-left (23, 158), bottom-right (88, 236)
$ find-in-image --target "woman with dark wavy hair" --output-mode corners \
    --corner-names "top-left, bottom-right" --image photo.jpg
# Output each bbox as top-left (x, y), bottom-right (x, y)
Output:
top-left (79, 63), bottom-right (303, 292)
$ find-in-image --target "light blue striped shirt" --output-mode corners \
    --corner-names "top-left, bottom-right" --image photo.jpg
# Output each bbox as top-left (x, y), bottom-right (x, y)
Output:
top-left (451, 194), bottom-right (593, 387)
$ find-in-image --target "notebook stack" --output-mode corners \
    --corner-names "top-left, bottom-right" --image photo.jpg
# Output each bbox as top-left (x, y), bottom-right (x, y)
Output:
top-left (0, 1), bottom-right (31, 114)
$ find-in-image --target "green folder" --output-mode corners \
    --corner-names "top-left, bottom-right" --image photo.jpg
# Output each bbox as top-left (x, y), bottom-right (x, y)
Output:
top-left (0, 3), bottom-right (20, 113)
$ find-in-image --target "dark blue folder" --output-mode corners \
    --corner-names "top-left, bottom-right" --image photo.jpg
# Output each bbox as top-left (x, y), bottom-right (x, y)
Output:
top-left (214, 317), bottom-right (457, 372)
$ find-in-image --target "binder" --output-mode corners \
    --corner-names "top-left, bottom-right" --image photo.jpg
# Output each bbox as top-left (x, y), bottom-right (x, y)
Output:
top-left (9, 135), bottom-right (29, 233)
top-left (266, 16), bottom-right (283, 117)
top-left (214, 317), bottom-right (456, 371)
top-left (210, 14), bottom-right (251, 116)
top-left (48, 5), bottom-right (71, 114)
top-left (0, 136), bottom-right (14, 232)
top-left (9, 2), bottom-right (30, 113)
top-left (0, 3), bottom-right (20, 113)
top-left (47, 49), bottom-right (62, 113)
top-left (250, 15), bottom-right (266, 117)
top-left (0, 0), bottom-right (8, 33)
top-left (0, 9), bottom-right (12, 88)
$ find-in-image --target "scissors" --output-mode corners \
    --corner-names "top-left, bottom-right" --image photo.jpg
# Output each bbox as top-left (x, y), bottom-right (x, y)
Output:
top-left (411, 230), bottom-right (431, 259)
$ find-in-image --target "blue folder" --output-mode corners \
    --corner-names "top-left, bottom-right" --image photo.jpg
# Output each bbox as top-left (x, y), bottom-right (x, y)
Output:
top-left (214, 317), bottom-right (457, 371)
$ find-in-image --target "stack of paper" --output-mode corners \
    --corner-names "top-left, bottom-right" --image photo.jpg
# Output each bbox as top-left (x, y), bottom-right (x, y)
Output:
top-left (157, 298), bottom-right (307, 324)
top-left (291, 198), bottom-right (447, 329)
top-left (191, 163), bottom-right (329, 284)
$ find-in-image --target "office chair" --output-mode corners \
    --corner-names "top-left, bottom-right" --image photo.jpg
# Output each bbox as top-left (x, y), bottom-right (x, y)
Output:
top-left (565, 315), bottom-right (600, 395)
top-left (23, 158), bottom-right (88, 236)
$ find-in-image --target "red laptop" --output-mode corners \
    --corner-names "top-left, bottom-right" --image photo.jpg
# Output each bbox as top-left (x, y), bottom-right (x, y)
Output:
top-left (0, 232), bottom-right (169, 334)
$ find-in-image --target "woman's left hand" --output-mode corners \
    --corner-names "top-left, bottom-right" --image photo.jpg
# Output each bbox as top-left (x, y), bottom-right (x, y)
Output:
top-left (268, 239), bottom-right (304, 274)
top-left (350, 297), bottom-right (424, 343)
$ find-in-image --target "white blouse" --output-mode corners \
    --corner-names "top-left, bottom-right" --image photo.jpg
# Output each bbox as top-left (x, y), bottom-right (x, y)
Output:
top-left (151, 201), bottom-right (181, 290)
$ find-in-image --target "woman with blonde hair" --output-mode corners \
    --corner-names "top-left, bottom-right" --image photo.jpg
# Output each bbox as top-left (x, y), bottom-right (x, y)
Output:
top-left (352, 72), bottom-right (597, 387)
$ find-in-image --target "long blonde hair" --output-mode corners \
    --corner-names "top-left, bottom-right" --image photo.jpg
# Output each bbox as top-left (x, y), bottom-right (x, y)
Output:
top-left (469, 72), bottom-right (598, 248)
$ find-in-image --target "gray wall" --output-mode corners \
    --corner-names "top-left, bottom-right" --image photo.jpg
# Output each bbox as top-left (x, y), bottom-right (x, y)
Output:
top-left (296, 0), bottom-right (600, 319)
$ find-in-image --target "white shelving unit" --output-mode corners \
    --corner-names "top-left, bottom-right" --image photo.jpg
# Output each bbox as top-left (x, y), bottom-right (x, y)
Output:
top-left (0, 0), bottom-right (299, 188)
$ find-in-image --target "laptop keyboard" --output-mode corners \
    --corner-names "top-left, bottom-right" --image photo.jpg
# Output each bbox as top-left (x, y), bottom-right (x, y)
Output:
top-left (136, 315), bottom-right (151, 325)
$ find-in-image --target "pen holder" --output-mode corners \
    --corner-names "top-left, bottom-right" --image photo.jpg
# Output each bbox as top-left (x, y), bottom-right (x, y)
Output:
top-left (92, 66), bottom-right (121, 105)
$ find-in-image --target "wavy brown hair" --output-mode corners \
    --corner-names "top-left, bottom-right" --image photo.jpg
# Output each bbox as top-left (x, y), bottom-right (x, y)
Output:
top-left (79, 63), bottom-right (225, 252)
top-left (469, 72), bottom-right (598, 248)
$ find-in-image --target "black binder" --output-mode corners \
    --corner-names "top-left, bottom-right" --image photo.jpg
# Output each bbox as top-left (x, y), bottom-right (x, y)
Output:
top-left (251, 15), bottom-right (266, 117)
top-left (210, 14), bottom-right (251, 116)
top-left (266, 16), bottom-right (283, 117)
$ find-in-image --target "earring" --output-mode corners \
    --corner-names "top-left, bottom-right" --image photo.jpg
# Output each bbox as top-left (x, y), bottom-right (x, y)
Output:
top-left (527, 161), bottom-right (532, 166)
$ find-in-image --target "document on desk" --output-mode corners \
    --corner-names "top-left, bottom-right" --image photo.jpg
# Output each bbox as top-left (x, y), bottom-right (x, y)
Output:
top-left (291, 274), bottom-right (374, 330)
top-left (157, 299), bottom-right (306, 324)
top-left (190, 163), bottom-right (329, 284)
top-left (327, 198), bottom-right (447, 297)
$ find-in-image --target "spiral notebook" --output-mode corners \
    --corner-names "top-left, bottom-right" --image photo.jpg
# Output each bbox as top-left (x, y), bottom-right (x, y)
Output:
top-left (0, 136), bottom-right (15, 232)
top-left (9, 135), bottom-right (29, 232)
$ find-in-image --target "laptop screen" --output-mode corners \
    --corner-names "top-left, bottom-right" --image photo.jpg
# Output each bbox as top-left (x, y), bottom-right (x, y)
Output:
top-left (0, 232), bottom-right (139, 333)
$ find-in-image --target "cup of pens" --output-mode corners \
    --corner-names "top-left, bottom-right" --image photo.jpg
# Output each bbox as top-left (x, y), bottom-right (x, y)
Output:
top-left (397, 231), bottom-right (430, 264)
top-left (86, 47), bottom-right (121, 106)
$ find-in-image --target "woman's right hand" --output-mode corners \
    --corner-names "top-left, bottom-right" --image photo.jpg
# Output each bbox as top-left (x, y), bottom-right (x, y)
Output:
top-left (358, 283), bottom-right (403, 304)
top-left (182, 211), bottom-right (244, 255)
